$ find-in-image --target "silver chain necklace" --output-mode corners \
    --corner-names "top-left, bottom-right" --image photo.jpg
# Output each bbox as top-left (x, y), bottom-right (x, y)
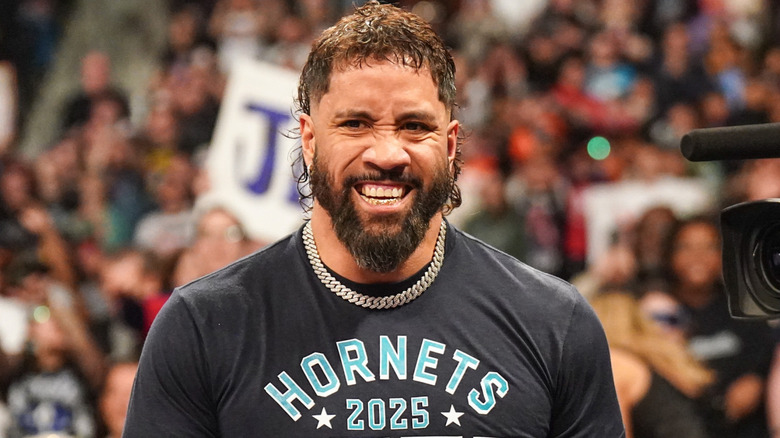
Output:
top-left (302, 220), bottom-right (447, 309)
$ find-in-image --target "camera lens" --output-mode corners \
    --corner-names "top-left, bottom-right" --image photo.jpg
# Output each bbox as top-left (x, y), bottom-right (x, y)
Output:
top-left (759, 224), bottom-right (780, 291)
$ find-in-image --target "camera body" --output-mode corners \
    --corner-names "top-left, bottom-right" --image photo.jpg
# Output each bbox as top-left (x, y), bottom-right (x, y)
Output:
top-left (681, 123), bottom-right (780, 318)
top-left (721, 199), bottom-right (780, 318)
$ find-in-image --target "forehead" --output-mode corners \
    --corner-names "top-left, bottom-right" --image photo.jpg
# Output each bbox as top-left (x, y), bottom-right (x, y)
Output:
top-left (313, 61), bottom-right (444, 115)
top-left (679, 222), bottom-right (718, 239)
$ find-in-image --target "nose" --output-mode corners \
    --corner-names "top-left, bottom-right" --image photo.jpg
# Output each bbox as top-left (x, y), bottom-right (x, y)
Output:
top-left (362, 133), bottom-right (411, 172)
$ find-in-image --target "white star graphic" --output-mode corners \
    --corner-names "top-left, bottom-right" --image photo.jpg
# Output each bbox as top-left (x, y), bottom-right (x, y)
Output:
top-left (441, 404), bottom-right (464, 427)
top-left (312, 407), bottom-right (336, 429)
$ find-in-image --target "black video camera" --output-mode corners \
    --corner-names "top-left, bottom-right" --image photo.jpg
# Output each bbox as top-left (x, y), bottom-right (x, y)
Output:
top-left (681, 123), bottom-right (780, 318)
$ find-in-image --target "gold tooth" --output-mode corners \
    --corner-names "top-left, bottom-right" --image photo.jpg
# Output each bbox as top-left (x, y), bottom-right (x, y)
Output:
top-left (360, 194), bottom-right (401, 205)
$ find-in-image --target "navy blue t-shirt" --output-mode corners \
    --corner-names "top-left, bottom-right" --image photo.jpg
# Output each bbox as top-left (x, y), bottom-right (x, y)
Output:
top-left (124, 223), bottom-right (624, 437)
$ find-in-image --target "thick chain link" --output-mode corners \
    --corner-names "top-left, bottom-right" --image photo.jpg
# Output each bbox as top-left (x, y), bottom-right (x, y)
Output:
top-left (302, 221), bottom-right (446, 309)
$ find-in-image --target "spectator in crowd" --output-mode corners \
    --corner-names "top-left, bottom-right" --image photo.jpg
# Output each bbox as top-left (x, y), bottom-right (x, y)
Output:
top-left (666, 216), bottom-right (774, 438)
top-left (446, 0), bottom-right (510, 66)
top-left (698, 90), bottom-right (730, 128)
top-left (160, 3), bottom-right (214, 80)
top-left (80, 124), bottom-right (154, 252)
top-left (591, 290), bottom-right (713, 438)
top-left (648, 101), bottom-right (701, 151)
top-left (463, 166), bottom-right (527, 260)
top-left (636, 278), bottom-right (690, 346)
top-left (99, 249), bottom-right (171, 342)
top-left (3, 257), bottom-right (105, 438)
top-left (72, 239), bottom-right (131, 361)
top-left (6, 314), bottom-right (98, 438)
top-left (61, 51), bottom-right (129, 134)
top-left (98, 361), bottom-right (138, 438)
top-left (584, 30), bottom-right (637, 103)
top-left (704, 30), bottom-right (747, 113)
top-left (0, 159), bottom-right (76, 290)
top-left (133, 153), bottom-right (196, 261)
top-left (166, 52), bottom-right (221, 156)
top-left (141, 103), bottom-right (182, 171)
top-left (651, 22), bottom-right (714, 117)
top-left (208, 0), bottom-right (266, 74)
top-left (262, 11), bottom-right (313, 71)
top-left (171, 205), bottom-right (261, 286)
top-left (630, 205), bottom-right (677, 282)
top-left (726, 75), bottom-right (771, 127)
top-left (509, 153), bottom-right (567, 277)
top-left (722, 158), bottom-right (780, 207)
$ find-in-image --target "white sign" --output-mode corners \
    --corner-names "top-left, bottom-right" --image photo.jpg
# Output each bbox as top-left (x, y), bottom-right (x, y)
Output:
top-left (582, 177), bottom-right (716, 265)
top-left (202, 59), bottom-right (306, 243)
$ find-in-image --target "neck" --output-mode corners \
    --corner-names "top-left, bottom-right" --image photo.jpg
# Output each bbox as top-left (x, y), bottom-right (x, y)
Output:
top-left (309, 205), bottom-right (444, 284)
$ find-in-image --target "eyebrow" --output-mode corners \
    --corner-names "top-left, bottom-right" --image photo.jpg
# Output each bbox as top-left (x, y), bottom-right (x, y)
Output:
top-left (333, 110), bottom-right (376, 121)
top-left (396, 111), bottom-right (438, 124)
top-left (332, 109), bottom-right (441, 125)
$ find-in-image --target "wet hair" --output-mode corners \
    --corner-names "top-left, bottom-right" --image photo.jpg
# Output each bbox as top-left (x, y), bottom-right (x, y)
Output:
top-left (293, 1), bottom-right (462, 213)
top-left (297, 1), bottom-right (456, 115)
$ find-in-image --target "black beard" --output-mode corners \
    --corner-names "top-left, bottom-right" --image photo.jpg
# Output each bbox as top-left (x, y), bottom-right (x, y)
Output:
top-left (310, 158), bottom-right (451, 273)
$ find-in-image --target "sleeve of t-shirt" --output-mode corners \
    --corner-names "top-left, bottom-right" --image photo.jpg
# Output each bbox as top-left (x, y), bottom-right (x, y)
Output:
top-left (123, 290), bottom-right (219, 437)
top-left (548, 292), bottom-right (626, 438)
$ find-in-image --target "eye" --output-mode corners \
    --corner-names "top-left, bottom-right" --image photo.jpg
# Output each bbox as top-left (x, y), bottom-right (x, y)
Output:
top-left (340, 119), bottom-right (366, 129)
top-left (402, 121), bottom-right (432, 132)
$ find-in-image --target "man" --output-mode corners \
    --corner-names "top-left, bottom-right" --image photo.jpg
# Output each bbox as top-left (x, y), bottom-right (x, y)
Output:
top-left (124, 2), bottom-right (624, 436)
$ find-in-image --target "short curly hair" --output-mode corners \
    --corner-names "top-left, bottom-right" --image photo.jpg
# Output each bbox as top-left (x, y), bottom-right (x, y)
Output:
top-left (293, 1), bottom-right (462, 213)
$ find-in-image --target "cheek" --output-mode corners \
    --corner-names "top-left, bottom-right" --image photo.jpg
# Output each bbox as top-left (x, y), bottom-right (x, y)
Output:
top-left (313, 144), bottom-right (347, 172)
top-left (671, 252), bottom-right (692, 276)
top-left (411, 146), bottom-right (449, 170)
top-left (703, 253), bottom-right (722, 272)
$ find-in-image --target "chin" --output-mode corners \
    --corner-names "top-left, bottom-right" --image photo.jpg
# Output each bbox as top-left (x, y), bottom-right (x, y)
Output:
top-left (358, 213), bottom-right (407, 235)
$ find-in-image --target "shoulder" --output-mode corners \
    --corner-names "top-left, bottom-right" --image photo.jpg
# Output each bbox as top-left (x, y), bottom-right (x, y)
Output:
top-left (145, 232), bottom-right (305, 351)
top-left (450, 226), bottom-right (583, 306)
top-left (446, 226), bottom-right (595, 348)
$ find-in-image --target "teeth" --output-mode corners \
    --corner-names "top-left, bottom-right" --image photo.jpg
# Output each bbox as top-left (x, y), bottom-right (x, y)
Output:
top-left (360, 185), bottom-right (406, 204)
top-left (361, 185), bottom-right (404, 199)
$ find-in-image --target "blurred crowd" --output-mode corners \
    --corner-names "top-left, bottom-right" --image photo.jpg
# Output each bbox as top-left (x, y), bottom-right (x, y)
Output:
top-left (0, 0), bottom-right (780, 436)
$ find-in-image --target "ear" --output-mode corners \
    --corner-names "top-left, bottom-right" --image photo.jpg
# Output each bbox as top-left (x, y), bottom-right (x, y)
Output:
top-left (300, 114), bottom-right (316, 167)
top-left (446, 119), bottom-right (459, 171)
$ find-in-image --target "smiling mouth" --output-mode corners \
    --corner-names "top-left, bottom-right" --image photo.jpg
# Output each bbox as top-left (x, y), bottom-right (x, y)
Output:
top-left (357, 184), bottom-right (409, 205)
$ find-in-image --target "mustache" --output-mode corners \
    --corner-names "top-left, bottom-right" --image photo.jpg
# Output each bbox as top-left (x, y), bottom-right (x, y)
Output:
top-left (342, 171), bottom-right (423, 190)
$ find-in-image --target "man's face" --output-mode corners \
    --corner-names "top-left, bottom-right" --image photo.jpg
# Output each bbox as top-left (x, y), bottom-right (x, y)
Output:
top-left (301, 61), bottom-right (459, 272)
